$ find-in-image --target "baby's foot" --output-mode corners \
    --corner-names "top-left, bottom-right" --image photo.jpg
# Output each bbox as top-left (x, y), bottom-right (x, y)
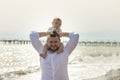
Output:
top-left (40, 53), bottom-right (47, 58)
top-left (57, 49), bottom-right (63, 54)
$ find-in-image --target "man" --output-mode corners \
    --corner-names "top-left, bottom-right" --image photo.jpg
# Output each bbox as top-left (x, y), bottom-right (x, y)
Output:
top-left (30, 30), bottom-right (79, 80)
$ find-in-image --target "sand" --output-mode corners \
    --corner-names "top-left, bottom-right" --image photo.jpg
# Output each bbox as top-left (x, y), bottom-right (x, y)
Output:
top-left (5, 63), bottom-right (120, 80)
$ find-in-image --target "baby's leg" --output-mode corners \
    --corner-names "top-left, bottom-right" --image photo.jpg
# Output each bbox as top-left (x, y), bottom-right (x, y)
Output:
top-left (57, 42), bottom-right (64, 54)
top-left (40, 43), bottom-right (47, 58)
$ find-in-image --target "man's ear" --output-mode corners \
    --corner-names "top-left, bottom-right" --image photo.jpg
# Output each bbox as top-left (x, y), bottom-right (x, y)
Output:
top-left (47, 38), bottom-right (49, 42)
top-left (59, 38), bottom-right (61, 42)
top-left (47, 36), bottom-right (50, 42)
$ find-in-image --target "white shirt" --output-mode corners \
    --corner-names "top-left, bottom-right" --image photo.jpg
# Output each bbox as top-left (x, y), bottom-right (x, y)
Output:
top-left (30, 31), bottom-right (79, 80)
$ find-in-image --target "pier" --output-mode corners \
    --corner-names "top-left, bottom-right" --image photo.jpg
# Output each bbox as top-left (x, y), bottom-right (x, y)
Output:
top-left (0, 40), bottom-right (31, 44)
top-left (0, 40), bottom-right (120, 46)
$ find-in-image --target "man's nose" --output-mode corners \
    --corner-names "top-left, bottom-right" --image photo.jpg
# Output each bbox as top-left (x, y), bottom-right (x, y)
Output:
top-left (51, 43), bottom-right (55, 46)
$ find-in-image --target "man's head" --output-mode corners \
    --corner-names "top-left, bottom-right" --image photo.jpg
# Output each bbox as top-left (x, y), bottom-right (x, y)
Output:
top-left (52, 17), bottom-right (62, 29)
top-left (47, 31), bottom-right (61, 52)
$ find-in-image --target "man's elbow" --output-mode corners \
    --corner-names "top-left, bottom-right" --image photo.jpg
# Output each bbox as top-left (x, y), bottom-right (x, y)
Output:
top-left (74, 33), bottom-right (79, 41)
top-left (29, 31), bottom-right (40, 41)
top-left (29, 32), bottom-right (33, 40)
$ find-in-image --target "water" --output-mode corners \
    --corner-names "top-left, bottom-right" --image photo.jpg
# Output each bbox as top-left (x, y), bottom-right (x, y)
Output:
top-left (0, 44), bottom-right (40, 80)
top-left (0, 43), bottom-right (120, 80)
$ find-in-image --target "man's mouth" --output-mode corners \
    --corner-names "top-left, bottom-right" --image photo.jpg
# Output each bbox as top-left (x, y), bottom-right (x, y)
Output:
top-left (48, 47), bottom-right (59, 52)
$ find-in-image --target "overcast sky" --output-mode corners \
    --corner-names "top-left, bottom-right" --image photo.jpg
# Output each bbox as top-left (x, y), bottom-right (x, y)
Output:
top-left (0, 0), bottom-right (120, 41)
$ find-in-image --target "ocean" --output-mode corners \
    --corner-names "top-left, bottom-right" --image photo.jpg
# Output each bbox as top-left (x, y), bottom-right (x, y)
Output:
top-left (0, 42), bottom-right (120, 80)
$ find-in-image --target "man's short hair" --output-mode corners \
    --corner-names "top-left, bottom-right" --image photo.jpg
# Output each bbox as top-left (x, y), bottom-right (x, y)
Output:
top-left (47, 31), bottom-right (60, 41)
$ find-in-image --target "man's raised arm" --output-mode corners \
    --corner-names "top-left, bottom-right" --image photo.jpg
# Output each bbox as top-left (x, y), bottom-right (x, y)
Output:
top-left (61, 32), bottom-right (79, 56)
top-left (29, 31), bottom-right (51, 55)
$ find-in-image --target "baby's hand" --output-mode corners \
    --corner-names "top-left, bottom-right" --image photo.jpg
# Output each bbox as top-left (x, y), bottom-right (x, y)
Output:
top-left (40, 53), bottom-right (47, 59)
top-left (57, 43), bottom-right (64, 54)
top-left (57, 49), bottom-right (63, 54)
top-left (59, 33), bottom-right (63, 37)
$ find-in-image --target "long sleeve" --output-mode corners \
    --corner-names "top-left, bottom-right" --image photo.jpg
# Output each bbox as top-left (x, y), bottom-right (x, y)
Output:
top-left (64, 32), bottom-right (79, 56)
top-left (29, 31), bottom-right (43, 55)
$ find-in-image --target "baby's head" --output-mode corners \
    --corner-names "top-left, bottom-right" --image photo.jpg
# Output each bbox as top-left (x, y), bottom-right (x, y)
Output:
top-left (52, 17), bottom-right (62, 29)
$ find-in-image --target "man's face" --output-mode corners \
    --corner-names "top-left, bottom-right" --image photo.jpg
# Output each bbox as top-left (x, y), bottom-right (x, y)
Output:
top-left (47, 36), bottom-right (60, 52)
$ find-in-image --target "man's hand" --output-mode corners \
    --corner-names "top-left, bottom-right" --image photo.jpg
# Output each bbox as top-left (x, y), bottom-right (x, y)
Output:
top-left (59, 33), bottom-right (63, 37)
top-left (59, 32), bottom-right (69, 37)
top-left (53, 28), bottom-right (57, 32)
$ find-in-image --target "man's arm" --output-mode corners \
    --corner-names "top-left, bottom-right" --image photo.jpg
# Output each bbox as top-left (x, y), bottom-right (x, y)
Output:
top-left (38, 32), bottom-right (51, 37)
top-left (59, 32), bottom-right (69, 37)
top-left (30, 31), bottom-right (51, 55)
top-left (63, 32), bottom-right (79, 56)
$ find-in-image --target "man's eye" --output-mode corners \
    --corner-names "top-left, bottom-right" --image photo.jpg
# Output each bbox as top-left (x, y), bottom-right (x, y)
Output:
top-left (54, 41), bottom-right (57, 43)
top-left (50, 41), bottom-right (53, 43)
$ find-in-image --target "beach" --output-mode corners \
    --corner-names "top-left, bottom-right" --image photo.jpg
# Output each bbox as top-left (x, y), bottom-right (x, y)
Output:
top-left (3, 59), bottom-right (120, 80)
top-left (0, 43), bottom-right (120, 80)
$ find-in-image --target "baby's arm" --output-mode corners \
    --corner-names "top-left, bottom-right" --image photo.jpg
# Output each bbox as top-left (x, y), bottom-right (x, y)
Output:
top-left (43, 43), bottom-right (48, 53)
top-left (57, 42), bottom-right (64, 54)
top-left (40, 43), bottom-right (48, 58)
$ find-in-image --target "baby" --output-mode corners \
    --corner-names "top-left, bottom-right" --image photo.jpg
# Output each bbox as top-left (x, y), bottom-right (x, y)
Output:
top-left (40, 17), bottom-right (64, 58)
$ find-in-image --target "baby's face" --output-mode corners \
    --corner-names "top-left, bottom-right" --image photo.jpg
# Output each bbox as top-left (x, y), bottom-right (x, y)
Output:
top-left (52, 20), bottom-right (61, 29)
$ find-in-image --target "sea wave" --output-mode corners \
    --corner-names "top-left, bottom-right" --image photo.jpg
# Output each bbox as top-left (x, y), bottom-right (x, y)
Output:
top-left (84, 68), bottom-right (120, 80)
top-left (69, 54), bottom-right (120, 64)
top-left (0, 65), bottom-right (40, 80)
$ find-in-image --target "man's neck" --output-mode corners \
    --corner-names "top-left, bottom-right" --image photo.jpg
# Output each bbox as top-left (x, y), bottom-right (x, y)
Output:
top-left (48, 50), bottom-right (56, 53)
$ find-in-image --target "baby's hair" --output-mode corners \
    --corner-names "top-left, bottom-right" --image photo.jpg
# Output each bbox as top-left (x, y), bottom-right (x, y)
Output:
top-left (52, 17), bottom-right (62, 23)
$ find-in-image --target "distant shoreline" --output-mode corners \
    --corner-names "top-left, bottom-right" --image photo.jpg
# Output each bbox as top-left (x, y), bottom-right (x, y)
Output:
top-left (0, 40), bottom-right (120, 46)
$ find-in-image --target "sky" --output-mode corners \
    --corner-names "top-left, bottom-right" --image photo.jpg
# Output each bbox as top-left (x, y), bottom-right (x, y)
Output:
top-left (0, 0), bottom-right (120, 41)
